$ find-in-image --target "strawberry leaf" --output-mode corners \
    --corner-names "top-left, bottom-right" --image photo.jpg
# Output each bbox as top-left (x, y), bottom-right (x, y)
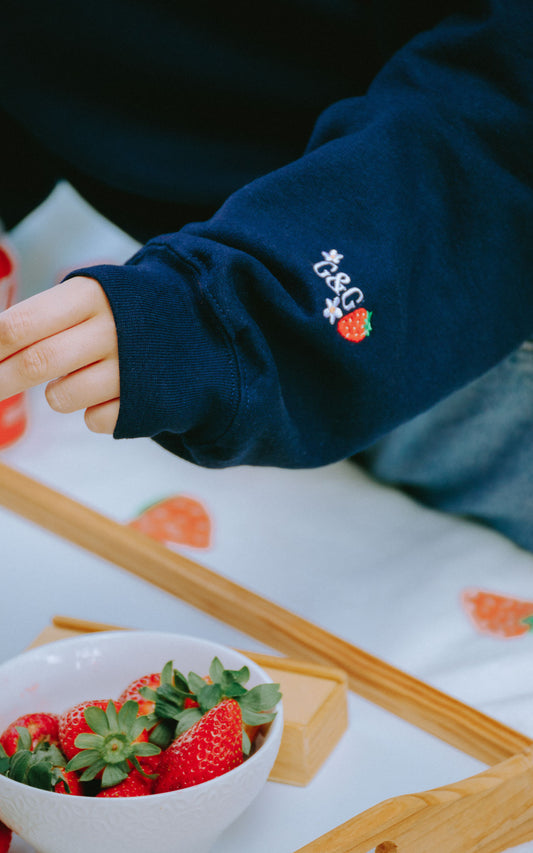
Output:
top-left (209, 656), bottom-right (225, 684)
top-left (66, 749), bottom-right (101, 772)
top-left (79, 758), bottom-right (107, 782)
top-left (220, 681), bottom-right (248, 699)
top-left (15, 727), bottom-right (32, 752)
top-left (74, 732), bottom-right (104, 750)
top-left (239, 683), bottom-right (281, 711)
top-left (132, 742), bottom-right (161, 757)
top-left (174, 707), bottom-right (202, 735)
top-left (148, 720), bottom-right (175, 749)
top-left (171, 669), bottom-right (191, 694)
top-left (84, 706), bottom-right (110, 736)
top-left (196, 683), bottom-right (222, 712)
top-left (187, 672), bottom-right (208, 694)
top-left (8, 750), bottom-right (32, 782)
top-left (160, 661), bottom-right (174, 685)
top-left (221, 666), bottom-right (250, 687)
top-left (139, 686), bottom-right (158, 702)
top-left (0, 748), bottom-right (10, 775)
top-left (118, 701), bottom-right (140, 730)
top-left (153, 684), bottom-right (191, 721)
top-left (105, 702), bottom-right (120, 730)
top-left (26, 759), bottom-right (56, 791)
top-left (101, 762), bottom-right (129, 788)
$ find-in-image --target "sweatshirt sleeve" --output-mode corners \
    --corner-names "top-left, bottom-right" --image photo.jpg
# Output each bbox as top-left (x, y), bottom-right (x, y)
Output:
top-left (68, 0), bottom-right (533, 469)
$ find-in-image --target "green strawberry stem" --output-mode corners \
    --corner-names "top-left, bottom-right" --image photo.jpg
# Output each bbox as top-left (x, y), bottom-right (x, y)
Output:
top-left (0, 728), bottom-right (68, 791)
top-left (65, 701), bottom-right (160, 788)
top-left (142, 657), bottom-right (281, 752)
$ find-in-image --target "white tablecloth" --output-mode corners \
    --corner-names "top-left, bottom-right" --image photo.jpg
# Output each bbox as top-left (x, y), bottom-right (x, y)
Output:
top-left (2, 183), bottom-right (533, 852)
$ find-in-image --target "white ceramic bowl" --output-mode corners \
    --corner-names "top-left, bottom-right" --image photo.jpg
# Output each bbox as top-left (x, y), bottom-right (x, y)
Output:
top-left (0, 631), bottom-right (283, 853)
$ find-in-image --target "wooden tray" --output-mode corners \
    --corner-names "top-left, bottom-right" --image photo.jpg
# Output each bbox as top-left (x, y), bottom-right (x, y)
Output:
top-left (2, 460), bottom-right (533, 851)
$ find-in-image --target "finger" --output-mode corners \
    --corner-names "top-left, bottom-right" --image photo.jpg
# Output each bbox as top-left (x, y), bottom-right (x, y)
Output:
top-left (84, 398), bottom-right (120, 434)
top-left (45, 360), bottom-right (120, 414)
top-left (0, 277), bottom-right (108, 361)
top-left (0, 313), bottom-right (117, 399)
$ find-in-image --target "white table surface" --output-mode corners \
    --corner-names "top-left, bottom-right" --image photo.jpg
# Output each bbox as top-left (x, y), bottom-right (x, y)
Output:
top-left (2, 183), bottom-right (533, 852)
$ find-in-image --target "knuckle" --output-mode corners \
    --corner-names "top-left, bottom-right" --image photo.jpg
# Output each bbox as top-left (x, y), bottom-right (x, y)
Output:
top-left (20, 344), bottom-right (50, 381)
top-left (0, 307), bottom-right (30, 348)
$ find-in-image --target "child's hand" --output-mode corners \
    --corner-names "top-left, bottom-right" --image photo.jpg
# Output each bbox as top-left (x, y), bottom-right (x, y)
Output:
top-left (0, 276), bottom-right (120, 433)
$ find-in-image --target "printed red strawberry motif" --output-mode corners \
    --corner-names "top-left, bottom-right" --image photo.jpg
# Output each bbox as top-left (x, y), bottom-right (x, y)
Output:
top-left (154, 698), bottom-right (244, 793)
top-left (337, 307), bottom-right (372, 342)
top-left (129, 495), bottom-right (211, 548)
top-left (461, 588), bottom-right (533, 638)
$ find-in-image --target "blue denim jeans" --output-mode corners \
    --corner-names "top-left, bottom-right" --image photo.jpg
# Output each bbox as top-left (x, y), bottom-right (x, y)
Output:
top-left (358, 341), bottom-right (533, 552)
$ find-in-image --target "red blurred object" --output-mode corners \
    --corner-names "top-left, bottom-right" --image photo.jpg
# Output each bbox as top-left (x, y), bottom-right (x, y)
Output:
top-left (0, 240), bottom-right (27, 449)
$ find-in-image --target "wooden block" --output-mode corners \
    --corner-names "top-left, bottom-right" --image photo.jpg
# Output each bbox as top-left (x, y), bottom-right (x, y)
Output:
top-left (27, 621), bottom-right (349, 786)
top-left (245, 651), bottom-right (349, 786)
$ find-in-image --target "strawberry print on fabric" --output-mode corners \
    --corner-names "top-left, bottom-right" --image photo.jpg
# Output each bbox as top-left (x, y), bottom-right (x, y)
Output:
top-left (129, 495), bottom-right (211, 548)
top-left (461, 588), bottom-right (533, 639)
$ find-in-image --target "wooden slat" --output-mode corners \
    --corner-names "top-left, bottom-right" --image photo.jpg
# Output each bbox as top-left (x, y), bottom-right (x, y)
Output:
top-left (0, 459), bottom-right (530, 765)
top-left (294, 745), bottom-right (533, 853)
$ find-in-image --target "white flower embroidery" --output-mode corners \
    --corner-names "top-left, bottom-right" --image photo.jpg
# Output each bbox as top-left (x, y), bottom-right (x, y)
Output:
top-left (322, 249), bottom-right (344, 264)
top-left (323, 297), bottom-right (343, 325)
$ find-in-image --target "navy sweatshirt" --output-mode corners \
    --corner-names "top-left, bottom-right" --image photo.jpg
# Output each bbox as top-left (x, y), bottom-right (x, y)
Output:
top-left (2, 1), bottom-right (533, 468)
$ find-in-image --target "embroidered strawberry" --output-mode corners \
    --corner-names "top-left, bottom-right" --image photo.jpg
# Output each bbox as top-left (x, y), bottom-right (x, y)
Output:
top-left (139, 657), bottom-right (281, 755)
top-left (129, 495), bottom-right (211, 548)
top-left (96, 768), bottom-right (153, 798)
top-left (337, 307), bottom-right (372, 342)
top-left (153, 698), bottom-right (244, 793)
top-left (64, 700), bottom-right (160, 789)
top-left (461, 588), bottom-right (533, 639)
top-left (0, 821), bottom-right (11, 853)
top-left (0, 712), bottom-right (59, 757)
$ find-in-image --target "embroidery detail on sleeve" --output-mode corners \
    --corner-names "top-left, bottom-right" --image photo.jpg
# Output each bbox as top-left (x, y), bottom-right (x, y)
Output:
top-left (313, 250), bottom-right (372, 342)
top-left (323, 297), bottom-right (343, 324)
top-left (338, 308), bottom-right (372, 342)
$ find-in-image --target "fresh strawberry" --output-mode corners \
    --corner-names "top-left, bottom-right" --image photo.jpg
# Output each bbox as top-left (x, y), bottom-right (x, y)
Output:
top-left (0, 713), bottom-right (59, 757)
top-left (54, 768), bottom-right (84, 795)
top-left (58, 700), bottom-right (120, 761)
top-left (154, 698), bottom-right (244, 792)
top-left (0, 727), bottom-right (72, 793)
top-left (118, 673), bottom-right (162, 716)
top-left (337, 307), bottom-right (372, 342)
top-left (129, 495), bottom-right (211, 548)
top-left (64, 700), bottom-right (160, 789)
top-left (142, 657), bottom-right (281, 755)
top-left (0, 821), bottom-right (11, 853)
top-left (96, 768), bottom-right (153, 798)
